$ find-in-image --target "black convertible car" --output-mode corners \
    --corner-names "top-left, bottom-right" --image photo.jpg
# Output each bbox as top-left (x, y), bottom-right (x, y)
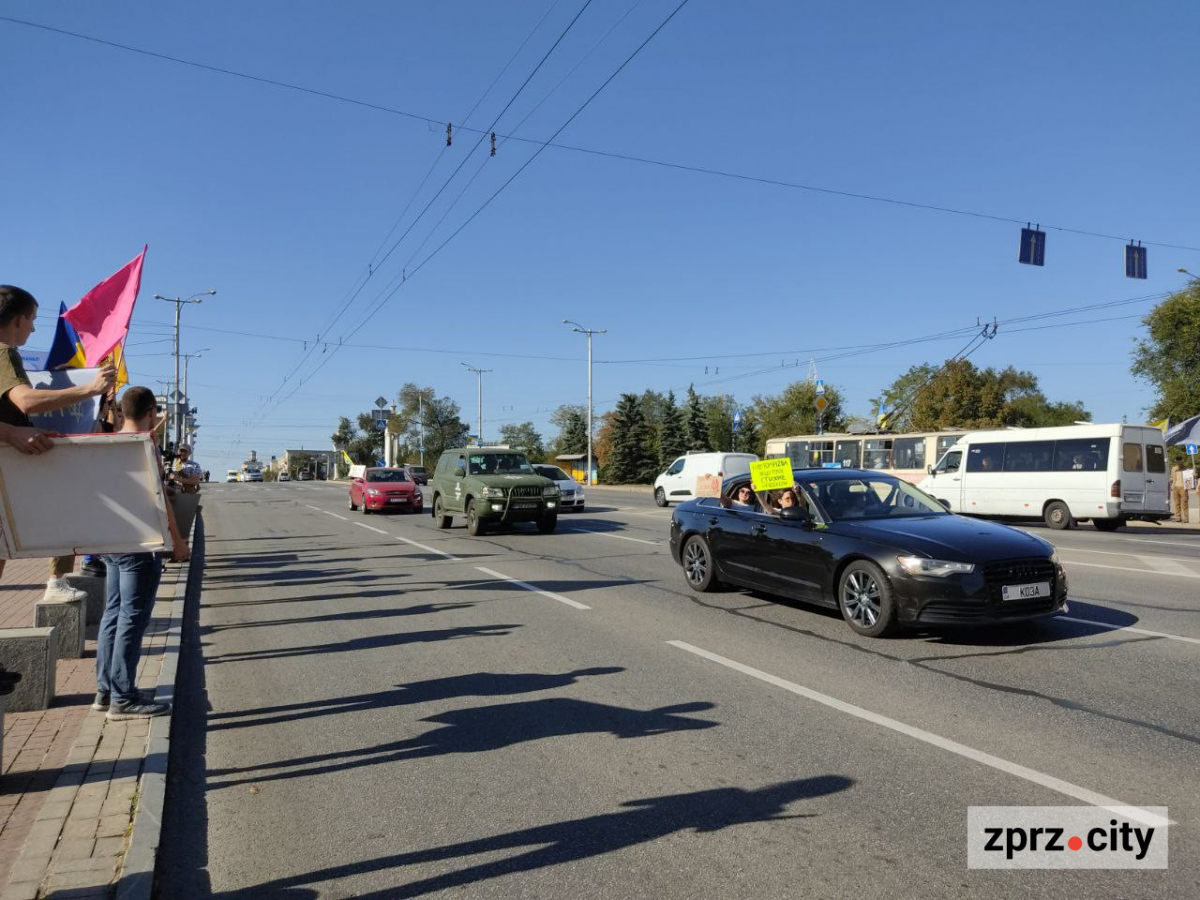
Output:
top-left (669, 468), bottom-right (1067, 637)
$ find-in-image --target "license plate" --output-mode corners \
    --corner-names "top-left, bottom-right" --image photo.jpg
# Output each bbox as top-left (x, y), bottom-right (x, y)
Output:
top-left (513, 502), bottom-right (539, 510)
top-left (389, 497), bottom-right (408, 504)
top-left (1001, 582), bottom-right (1050, 601)
top-left (1123, 492), bottom-right (1143, 503)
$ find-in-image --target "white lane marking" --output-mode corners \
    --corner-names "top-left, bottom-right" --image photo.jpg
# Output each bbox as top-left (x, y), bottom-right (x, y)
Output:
top-left (1061, 559), bottom-right (1199, 579)
top-left (395, 536), bottom-right (459, 562)
top-left (667, 640), bottom-right (1170, 829)
top-left (325, 512), bottom-right (348, 521)
top-left (475, 566), bottom-right (590, 610)
top-left (1048, 545), bottom-right (1200, 568)
top-left (1138, 555), bottom-right (1198, 577)
top-left (305, 505), bottom-right (321, 511)
top-left (1059, 614), bottom-right (1200, 646)
top-left (1113, 537), bottom-right (1200, 549)
top-left (560, 526), bottom-right (660, 546)
top-left (356, 523), bottom-right (388, 535)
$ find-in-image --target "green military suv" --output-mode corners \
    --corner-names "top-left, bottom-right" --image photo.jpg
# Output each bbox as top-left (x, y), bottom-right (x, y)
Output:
top-left (430, 447), bottom-right (560, 535)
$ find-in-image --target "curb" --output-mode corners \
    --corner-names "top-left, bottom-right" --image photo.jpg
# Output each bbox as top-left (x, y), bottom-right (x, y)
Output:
top-left (113, 512), bottom-right (202, 900)
top-left (586, 484), bottom-right (654, 495)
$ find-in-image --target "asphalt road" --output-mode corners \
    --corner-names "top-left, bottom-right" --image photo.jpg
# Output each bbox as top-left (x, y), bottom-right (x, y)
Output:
top-left (159, 480), bottom-right (1200, 899)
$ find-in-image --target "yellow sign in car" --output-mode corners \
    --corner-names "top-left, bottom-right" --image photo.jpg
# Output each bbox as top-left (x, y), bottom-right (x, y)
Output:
top-left (750, 457), bottom-right (794, 491)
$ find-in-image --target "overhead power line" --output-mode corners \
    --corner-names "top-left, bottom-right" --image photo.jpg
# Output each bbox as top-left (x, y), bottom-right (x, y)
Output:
top-left (5, 13), bottom-right (1198, 253)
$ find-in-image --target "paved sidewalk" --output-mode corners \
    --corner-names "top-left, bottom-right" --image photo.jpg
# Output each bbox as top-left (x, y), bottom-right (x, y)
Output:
top-left (0, 556), bottom-right (188, 900)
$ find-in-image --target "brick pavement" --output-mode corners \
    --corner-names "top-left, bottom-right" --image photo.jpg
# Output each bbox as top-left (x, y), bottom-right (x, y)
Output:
top-left (0, 558), bottom-right (185, 900)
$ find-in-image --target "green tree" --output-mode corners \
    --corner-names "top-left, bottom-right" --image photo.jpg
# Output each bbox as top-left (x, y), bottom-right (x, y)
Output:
top-left (735, 409), bottom-right (761, 455)
top-left (658, 390), bottom-right (687, 466)
top-left (703, 394), bottom-right (737, 452)
top-left (549, 404), bottom-right (588, 457)
top-left (905, 360), bottom-right (1087, 430)
top-left (389, 383), bottom-right (470, 465)
top-left (498, 422), bottom-right (546, 459)
top-left (684, 384), bottom-right (710, 451)
top-left (606, 393), bottom-right (657, 484)
top-left (870, 363), bottom-right (938, 432)
top-left (330, 415), bottom-right (382, 466)
top-left (751, 381), bottom-right (847, 442)
top-left (1131, 280), bottom-right (1200, 423)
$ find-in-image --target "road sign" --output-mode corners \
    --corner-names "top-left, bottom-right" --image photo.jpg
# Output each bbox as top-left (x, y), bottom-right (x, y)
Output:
top-left (732, 410), bottom-right (743, 435)
top-left (814, 395), bottom-right (829, 413)
top-left (375, 418), bottom-right (387, 432)
top-left (815, 379), bottom-right (825, 395)
top-left (375, 396), bottom-right (388, 409)
top-left (1187, 443), bottom-right (1198, 456)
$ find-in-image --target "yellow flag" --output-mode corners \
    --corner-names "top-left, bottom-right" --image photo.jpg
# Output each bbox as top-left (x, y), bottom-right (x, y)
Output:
top-left (342, 449), bottom-right (353, 466)
top-left (1149, 418), bottom-right (1169, 434)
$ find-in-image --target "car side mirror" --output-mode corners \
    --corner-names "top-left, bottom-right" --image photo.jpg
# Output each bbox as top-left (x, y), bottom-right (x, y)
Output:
top-left (926, 465), bottom-right (934, 475)
top-left (779, 506), bottom-right (811, 522)
top-left (938, 498), bottom-right (951, 511)
top-left (454, 466), bottom-right (466, 478)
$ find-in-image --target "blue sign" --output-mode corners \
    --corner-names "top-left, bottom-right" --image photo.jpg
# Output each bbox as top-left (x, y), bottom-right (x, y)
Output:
top-left (1019, 226), bottom-right (1046, 266)
top-left (732, 410), bottom-right (743, 434)
top-left (822, 461), bottom-right (842, 468)
top-left (815, 379), bottom-right (826, 395)
top-left (27, 368), bottom-right (102, 434)
top-left (1187, 443), bottom-right (1198, 456)
top-left (375, 418), bottom-right (387, 432)
top-left (20, 349), bottom-right (49, 371)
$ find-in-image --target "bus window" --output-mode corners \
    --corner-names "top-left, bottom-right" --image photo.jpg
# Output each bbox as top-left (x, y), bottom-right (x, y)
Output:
top-left (835, 439), bottom-right (861, 468)
top-left (892, 437), bottom-right (926, 470)
top-left (1001, 440), bottom-right (1054, 472)
top-left (936, 434), bottom-right (963, 456)
top-left (1053, 438), bottom-right (1108, 471)
top-left (966, 443), bottom-right (1004, 472)
top-left (809, 440), bottom-right (834, 467)
top-left (1147, 444), bottom-right (1166, 474)
top-left (785, 441), bottom-right (812, 469)
top-left (864, 439), bottom-right (893, 470)
top-left (1122, 443), bottom-right (1143, 473)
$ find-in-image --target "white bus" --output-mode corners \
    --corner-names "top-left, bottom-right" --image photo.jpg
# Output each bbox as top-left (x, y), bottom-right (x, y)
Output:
top-left (763, 432), bottom-right (965, 483)
top-left (918, 423), bottom-right (1171, 530)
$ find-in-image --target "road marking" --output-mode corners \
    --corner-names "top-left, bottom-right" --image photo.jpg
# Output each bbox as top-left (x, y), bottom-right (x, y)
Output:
top-left (561, 526), bottom-right (660, 546)
top-left (666, 640), bottom-right (1169, 829)
top-left (1061, 559), bottom-right (1198, 579)
top-left (475, 566), bottom-right (590, 610)
top-left (356, 523), bottom-right (388, 535)
top-left (1048, 545), bottom-right (1200, 568)
top-left (395, 536), bottom-right (459, 562)
top-left (1059, 614), bottom-right (1200, 646)
top-left (1113, 537), bottom-right (1200, 549)
top-left (325, 512), bottom-right (348, 521)
top-left (305, 505), bottom-right (321, 511)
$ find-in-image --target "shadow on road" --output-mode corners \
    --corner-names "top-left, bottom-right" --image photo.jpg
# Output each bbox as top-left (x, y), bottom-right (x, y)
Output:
top-left (206, 667), bottom-right (625, 732)
top-left (208, 697), bottom-right (718, 789)
top-left (203, 624), bottom-right (521, 665)
top-left (202, 601), bottom-right (475, 634)
top-left (217, 776), bottom-right (853, 899)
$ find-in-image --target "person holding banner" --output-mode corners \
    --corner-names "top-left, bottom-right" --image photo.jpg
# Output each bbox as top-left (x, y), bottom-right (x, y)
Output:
top-left (0, 285), bottom-right (116, 599)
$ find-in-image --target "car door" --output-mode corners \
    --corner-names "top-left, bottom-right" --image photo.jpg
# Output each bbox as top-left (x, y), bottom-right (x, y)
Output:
top-left (1140, 430), bottom-right (1170, 514)
top-left (448, 453), bottom-right (469, 512)
top-left (708, 506), bottom-right (772, 590)
top-left (756, 509), bottom-right (827, 602)
top-left (351, 477), bottom-right (363, 505)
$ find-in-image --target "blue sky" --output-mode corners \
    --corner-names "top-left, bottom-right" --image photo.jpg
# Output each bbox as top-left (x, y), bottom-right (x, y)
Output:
top-left (3, 0), bottom-right (1197, 473)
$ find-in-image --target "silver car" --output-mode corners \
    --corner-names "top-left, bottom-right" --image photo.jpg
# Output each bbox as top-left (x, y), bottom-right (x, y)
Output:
top-left (534, 465), bottom-right (584, 512)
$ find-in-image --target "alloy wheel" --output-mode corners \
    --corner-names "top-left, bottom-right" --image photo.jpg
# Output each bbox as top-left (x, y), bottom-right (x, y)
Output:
top-left (684, 540), bottom-right (708, 586)
top-left (842, 571), bottom-right (881, 628)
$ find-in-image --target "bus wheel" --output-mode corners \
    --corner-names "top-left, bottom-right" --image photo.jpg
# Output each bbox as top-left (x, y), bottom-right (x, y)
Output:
top-left (1091, 517), bottom-right (1122, 532)
top-left (1044, 501), bottom-right (1074, 530)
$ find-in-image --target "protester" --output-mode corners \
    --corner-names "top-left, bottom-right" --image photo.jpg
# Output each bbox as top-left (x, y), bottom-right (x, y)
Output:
top-left (94, 385), bottom-right (189, 720)
top-left (0, 285), bottom-right (116, 593)
top-left (171, 444), bottom-right (203, 494)
top-left (1171, 462), bottom-right (1190, 524)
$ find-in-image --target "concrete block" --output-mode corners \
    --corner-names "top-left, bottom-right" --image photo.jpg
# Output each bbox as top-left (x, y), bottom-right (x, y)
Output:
top-left (65, 574), bottom-right (106, 626)
top-left (36, 596), bottom-right (86, 660)
top-left (0, 627), bottom-right (56, 711)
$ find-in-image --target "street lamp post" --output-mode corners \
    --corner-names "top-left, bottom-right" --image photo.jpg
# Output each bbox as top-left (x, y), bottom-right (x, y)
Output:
top-left (181, 348), bottom-right (210, 447)
top-left (461, 363), bottom-right (492, 445)
top-left (155, 290), bottom-right (215, 450)
top-left (563, 320), bottom-right (606, 486)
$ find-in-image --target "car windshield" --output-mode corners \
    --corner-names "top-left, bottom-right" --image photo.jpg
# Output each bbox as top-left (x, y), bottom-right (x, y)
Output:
top-left (802, 476), bottom-right (946, 521)
top-left (407, 466), bottom-right (426, 474)
top-left (367, 470), bottom-right (409, 483)
top-left (469, 453), bottom-right (534, 475)
top-left (537, 466), bottom-right (570, 480)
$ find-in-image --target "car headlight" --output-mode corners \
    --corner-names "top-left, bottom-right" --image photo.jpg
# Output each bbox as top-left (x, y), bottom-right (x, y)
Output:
top-left (543, 485), bottom-right (560, 497)
top-left (366, 488), bottom-right (381, 496)
top-left (1049, 550), bottom-right (1061, 567)
top-left (481, 487), bottom-right (505, 499)
top-left (414, 490), bottom-right (422, 499)
top-left (896, 556), bottom-right (975, 577)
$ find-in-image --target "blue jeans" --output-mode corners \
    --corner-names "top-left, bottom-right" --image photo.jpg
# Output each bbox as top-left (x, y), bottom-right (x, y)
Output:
top-left (96, 553), bottom-right (163, 703)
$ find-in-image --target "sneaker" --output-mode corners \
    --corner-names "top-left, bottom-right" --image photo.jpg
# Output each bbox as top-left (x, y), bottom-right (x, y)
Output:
top-left (107, 698), bottom-right (172, 721)
top-left (91, 691), bottom-right (110, 711)
top-left (44, 578), bottom-right (86, 603)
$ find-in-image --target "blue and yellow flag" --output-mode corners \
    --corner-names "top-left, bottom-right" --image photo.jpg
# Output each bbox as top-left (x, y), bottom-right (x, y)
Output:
top-left (1149, 418), bottom-right (1169, 434)
top-left (46, 302), bottom-right (86, 369)
top-left (342, 449), bottom-right (353, 466)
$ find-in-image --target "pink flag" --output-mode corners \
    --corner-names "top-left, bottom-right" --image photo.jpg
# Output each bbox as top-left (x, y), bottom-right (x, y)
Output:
top-left (64, 246), bottom-right (147, 367)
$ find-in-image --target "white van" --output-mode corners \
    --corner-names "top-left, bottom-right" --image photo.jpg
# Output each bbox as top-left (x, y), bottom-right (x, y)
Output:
top-left (654, 452), bottom-right (758, 507)
top-left (919, 423), bottom-right (1171, 530)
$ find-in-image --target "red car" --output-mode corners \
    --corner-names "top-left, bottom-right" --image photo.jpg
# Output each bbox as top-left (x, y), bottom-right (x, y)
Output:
top-left (348, 467), bottom-right (423, 514)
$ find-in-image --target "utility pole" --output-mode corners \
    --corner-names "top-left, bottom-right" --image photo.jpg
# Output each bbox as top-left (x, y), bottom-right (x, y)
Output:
top-left (564, 320), bottom-right (607, 486)
top-left (461, 364), bottom-right (492, 445)
top-left (180, 349), bottom-right (209, 448)
top-left (418, 391), bottom-right (425, 465)
top-left (155, 290), bottom-right (215, 450)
